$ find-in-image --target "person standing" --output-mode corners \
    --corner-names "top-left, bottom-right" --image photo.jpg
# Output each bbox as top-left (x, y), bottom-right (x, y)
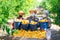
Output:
top-left (17, 11), bottom-right (24, 20)
top-left (12, 11), bottom-right (24, 29)
top-left (41, 10), bottom-right (51, 40)
top-left (40, 10), bottom-right (51, 29)
top-left (26, 10), bottom-right (39, 31)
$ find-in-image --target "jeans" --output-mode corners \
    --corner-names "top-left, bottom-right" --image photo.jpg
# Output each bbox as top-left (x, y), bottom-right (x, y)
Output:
top-left (46, 29), bottom-right (51, 40)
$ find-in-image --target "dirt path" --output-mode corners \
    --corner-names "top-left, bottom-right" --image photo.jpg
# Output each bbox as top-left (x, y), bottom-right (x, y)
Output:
top-left (50, 24), bottom-right (60, 40)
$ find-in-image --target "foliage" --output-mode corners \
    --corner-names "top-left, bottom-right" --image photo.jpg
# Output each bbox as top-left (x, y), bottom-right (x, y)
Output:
top-left (1, 0), bottom-right (60, 26)
top-left (39, 0), bottom-right (60, 26)
top-left (0, 0), bottom-right (37, 26)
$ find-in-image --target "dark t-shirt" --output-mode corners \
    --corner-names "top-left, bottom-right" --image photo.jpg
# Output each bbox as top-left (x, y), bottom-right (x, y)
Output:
top-left (27, 16), bottom-right (39, 22)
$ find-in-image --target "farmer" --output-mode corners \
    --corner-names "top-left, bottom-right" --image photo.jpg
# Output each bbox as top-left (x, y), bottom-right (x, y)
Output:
top-left (12, 11), bottom-right (24, 29)
top-left (40, 10), bottom-right (51, 29)
top-left (26, 10), bottom-right (39, 31)
top-left (27, 10), bottom-right (39, 22)
top-left (40, 10), bottom-right (51, 40)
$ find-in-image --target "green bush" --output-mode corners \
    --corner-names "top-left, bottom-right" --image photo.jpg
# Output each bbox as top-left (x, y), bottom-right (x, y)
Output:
top-left (0, 0), bottom-right (38, 26)
top-left (39, 0), bottom-right (60, 26)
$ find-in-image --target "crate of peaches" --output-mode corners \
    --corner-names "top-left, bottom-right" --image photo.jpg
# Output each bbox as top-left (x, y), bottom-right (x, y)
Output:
top-left (21, 20), bottom-right (29, 30)
top-left (14, 19), bottom-right (22, 29)
top-left (29, 21), bottom-right (38, 31)
top-left (39, 18), bottom-right (48, 30)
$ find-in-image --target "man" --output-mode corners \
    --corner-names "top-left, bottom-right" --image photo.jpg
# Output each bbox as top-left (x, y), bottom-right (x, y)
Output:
top-left (40, 10), bottom-right (51, 29)
top-left (12, 11), bottom-right (24, 29)
top-left (41, 10), bottom-right (51, 40)
top-left (17, 11), bottom-right (24, 20)
top-left (26, 10), bottom-right (39, 31)
top-left (27, 10), bottom-right (39, 22)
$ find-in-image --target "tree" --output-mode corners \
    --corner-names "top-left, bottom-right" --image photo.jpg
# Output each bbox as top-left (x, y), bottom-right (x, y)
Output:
top-left (39, 0), bottom-right (60, 26)
top-left (0, 0), bottom-right (37, 26)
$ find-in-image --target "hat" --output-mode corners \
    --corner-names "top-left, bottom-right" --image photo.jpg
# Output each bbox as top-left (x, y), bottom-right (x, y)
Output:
top-left (29, 10), bottom-right (37, 14)
top-left (18, 11), bottom-right (24, 15)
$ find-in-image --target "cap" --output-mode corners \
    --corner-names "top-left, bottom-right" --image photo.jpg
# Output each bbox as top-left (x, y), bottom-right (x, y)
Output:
top-left (18, 11), bottom-right (24, 15)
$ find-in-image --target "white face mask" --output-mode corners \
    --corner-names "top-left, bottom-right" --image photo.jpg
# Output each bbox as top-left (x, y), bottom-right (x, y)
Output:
top-left (31, 13), bottom-right (35, 16)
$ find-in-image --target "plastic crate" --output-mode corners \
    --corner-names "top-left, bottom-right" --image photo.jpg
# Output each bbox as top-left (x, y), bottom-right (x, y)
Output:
top-left (39, 22), bottom-right (48, 30)
top-left (29, 24), bottom-right (38, 31)
top-left (21, 24), bottom-right (29, 31)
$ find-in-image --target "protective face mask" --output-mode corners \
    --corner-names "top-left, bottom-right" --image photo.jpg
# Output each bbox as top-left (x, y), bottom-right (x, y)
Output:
top-left (31, 13), bottom-right (35, 16)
